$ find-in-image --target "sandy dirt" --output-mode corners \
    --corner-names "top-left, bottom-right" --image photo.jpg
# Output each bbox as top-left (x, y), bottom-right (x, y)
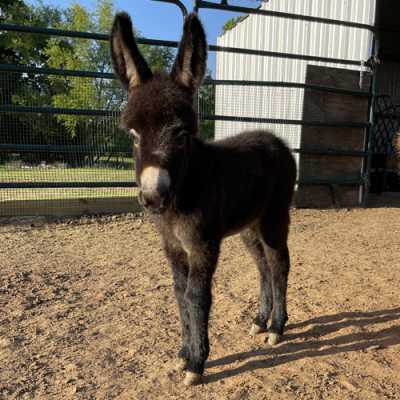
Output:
top-left (1, 208), bottom-right (400, 399)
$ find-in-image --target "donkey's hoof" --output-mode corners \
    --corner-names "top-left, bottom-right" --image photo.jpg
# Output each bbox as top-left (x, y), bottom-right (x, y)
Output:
top-left (174, 358), bottom-right (188, 372)
top-left (267, 332), bottom-right (281, 346)
top-left (183, 372), bottom-right (202, 386)
top-left (249, 323), bottom-right (267, 336)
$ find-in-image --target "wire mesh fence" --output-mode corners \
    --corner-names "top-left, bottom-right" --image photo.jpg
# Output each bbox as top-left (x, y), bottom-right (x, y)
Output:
top-left (0, 70), bottom-right (221, 207)
top-left (0, 0), bottom-right (382, 216)
top-left (369, 95), bottom-right (400, 192)
top-left (0, 70), bottom-right (137, 205)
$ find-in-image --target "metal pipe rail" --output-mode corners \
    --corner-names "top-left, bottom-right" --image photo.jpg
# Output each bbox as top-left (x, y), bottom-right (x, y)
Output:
top-left (0, 144), bottom-right (131, 154)
top-left (0, 23), bottom-right (367, 66)
top-left (0, 64), bottom-right (371, 97)
top-left (209, 44), bottom-right (363, 66)
top-left (1, 144), bottom-right (382, 158)
top-left (0, 106), bottom-right (369, 129)
top-left (202, 114), bottom-right (370, 129)
top-left (0, 64), bottom-right (116, 79)
top-left (0, 105), bottom-right (119, 117)
top-left (196, 1), bottom-right (375, 32)
top-left (151, 0), bottom-right (188, 17)
top-left (0, 23), bottom-right (178, 47)
top-left (0, 178), bottom-right (362, 190)
top-left (0, 0), bottom-right (377, 197)
top-left (204, 79), bottom-right (371, 98)
top-left (0, 182), bottom-right (137, 189)
top-left (195, 0), bottom-right (377, 206)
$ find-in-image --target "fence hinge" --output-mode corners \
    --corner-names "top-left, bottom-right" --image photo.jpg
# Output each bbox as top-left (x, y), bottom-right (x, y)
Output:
top-left (359, 55), bottom-right (380, 89)
top-left (365, 55), bottom-right (381, 71)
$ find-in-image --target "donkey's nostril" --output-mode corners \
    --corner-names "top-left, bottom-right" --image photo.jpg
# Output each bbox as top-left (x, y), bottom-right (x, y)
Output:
top-left (143, 192), bottom-right (155, 207)
top-left (141, 190), bottom-right (167, 211)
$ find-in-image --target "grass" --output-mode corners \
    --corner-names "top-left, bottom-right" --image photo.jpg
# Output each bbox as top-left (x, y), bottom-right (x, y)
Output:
top-left (0, 165), bottom-right (137, 201)
top-left (0, 166), bottom-right (135, 182)
top-left (0, 188), bottom-right (138, 201)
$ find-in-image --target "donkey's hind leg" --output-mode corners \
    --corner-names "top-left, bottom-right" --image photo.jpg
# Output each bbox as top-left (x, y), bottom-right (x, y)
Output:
top-left (241, 228), bottom-right (273, 336)
top-left (259, 211), bottom-right (291, 346)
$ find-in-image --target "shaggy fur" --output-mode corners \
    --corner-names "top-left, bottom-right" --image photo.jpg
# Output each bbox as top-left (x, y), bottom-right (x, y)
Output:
top-left (111, 11), bottom-right (297, 384)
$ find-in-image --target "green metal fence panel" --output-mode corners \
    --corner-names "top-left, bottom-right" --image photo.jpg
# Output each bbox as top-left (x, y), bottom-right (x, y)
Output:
top-left (0, 0), bottom-right (379, 215)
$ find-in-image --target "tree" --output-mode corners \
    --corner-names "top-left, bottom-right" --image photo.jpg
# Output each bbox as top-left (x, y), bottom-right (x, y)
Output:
top-left (222, 16), bottom-right (247, 34)
top-left (1, 0), bottom-right (175, 166)
top-left (0, 0), bottom-right (63, 163)
top-left (0, 0), bottom-right (62, 65)
top-left (44, 0), bottom-right (174, 137)
top-left (41, 0), bottom-right (175, 165)
top-left (221, 0), bottom-right (269, 34)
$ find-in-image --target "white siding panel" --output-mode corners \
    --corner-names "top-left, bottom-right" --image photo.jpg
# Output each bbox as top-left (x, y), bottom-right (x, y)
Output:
top-left (214, 0), bottom-right (376, 158)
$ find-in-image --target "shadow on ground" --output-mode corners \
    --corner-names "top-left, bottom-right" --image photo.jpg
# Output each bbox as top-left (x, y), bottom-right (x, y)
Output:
top-left (204, 308), bottom-right (400, 384)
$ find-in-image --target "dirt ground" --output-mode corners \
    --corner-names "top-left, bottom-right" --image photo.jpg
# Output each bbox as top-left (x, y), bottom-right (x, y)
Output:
top-left (1, 207), bottom-right (400, 400)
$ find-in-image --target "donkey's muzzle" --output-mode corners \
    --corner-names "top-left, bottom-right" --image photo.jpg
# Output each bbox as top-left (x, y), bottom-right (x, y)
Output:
top-left (139, 188), bottom-right (169, 212)
top-left (138, 166), bottom-right (171, 212)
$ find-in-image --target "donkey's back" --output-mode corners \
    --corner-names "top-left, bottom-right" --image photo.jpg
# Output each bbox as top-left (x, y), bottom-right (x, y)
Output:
top-left (212, 129), bottom-right (296, 187)
top-left (198, 130), bottom-right (296, 236)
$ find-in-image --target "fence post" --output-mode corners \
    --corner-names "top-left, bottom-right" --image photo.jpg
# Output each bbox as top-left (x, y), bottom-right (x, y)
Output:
top-left (362, 2), bottom-right (380, 207)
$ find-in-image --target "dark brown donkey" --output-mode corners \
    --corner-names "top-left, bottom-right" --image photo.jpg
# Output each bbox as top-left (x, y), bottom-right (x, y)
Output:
top-left (111, 11), bottom-right (296, 385)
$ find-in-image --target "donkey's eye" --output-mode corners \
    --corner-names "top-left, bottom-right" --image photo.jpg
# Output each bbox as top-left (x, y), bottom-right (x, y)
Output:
top-left (175, 131), bottom-right (189, 149)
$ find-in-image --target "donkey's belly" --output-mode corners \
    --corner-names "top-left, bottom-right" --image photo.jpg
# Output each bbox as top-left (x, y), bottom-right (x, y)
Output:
top-left (222, 211), bottom-right (262, 237)
top-left (223, 220), bottom-right (256, 238)
top-left (221, 190), bottom-right (268, 237)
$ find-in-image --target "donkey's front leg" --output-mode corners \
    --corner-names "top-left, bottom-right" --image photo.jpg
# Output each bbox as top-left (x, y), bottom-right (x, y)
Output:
top-left (164, 244), bottom-right (191, 372)
top-left (183, 243), bottom-right (219, 386)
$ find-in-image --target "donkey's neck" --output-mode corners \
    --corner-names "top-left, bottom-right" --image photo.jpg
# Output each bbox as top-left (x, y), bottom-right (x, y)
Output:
top-left (173, 137), bottom-right (215, 212)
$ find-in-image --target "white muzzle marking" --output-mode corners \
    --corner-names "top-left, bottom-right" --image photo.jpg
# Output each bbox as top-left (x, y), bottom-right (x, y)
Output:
top-left (140, 166), bottom-right (170, 194)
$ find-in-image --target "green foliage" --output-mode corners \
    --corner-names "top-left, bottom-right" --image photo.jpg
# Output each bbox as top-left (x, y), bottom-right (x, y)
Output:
top-left (41, 0), bottom-right (174, 137)
top-left (44, 2), bottom-right (110, 135)
top-left (198, 74), bottom-right (215, 141)
top-left (1, 0), bottom-right (62, 65)
top-left (0, 0), bottom-right (63, 163)
top-left (1, 0), bottom-right (175, 166)
top-left (222, 16), bottom-right (247, 34)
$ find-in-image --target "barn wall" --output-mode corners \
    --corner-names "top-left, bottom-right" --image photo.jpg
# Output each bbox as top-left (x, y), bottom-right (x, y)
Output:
top-left (296, 65), bottom-right (371, 207)
top-left (215, 0), bottom-right (376, 156)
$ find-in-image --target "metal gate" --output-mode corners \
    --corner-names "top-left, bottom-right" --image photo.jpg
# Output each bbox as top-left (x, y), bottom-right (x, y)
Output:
top-left (370, 94), bottom-right (400, 193)
top-left (0, 0), bottom-right (379, 216)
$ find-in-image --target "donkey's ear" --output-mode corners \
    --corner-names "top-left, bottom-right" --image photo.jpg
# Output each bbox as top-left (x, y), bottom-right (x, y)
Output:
top-left (171, 13), bottom-right (207, 91)
top-left (110, 12), bottom-right (152, 90)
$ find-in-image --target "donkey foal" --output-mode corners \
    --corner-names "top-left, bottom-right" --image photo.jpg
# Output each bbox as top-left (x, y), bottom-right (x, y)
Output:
top-left (111, 11), bottom-right (297, 386)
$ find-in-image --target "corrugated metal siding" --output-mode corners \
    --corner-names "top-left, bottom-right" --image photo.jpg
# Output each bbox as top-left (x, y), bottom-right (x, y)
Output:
top-left (214, 0), bottom-right (376, 153)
